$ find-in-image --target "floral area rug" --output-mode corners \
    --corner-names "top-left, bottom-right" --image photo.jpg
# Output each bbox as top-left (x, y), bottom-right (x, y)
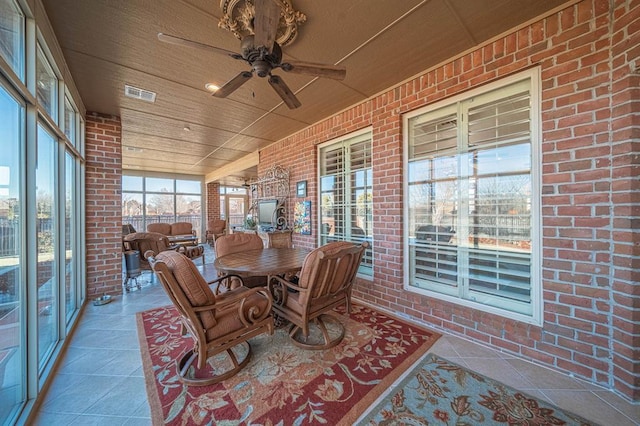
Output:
top-left (359, 353), bottom-right (599, 426)
top-left (136, 304), bottom-right (441, 425)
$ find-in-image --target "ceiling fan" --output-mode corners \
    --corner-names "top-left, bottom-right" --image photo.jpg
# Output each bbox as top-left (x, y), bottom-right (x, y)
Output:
top-left (158, 0), bottom-right (346, 109)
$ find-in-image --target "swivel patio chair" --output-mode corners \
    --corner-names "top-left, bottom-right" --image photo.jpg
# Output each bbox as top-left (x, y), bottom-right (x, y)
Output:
top-left (214, 233), bottom-right (267, 288)
top-left (266, 229), bottom-right (293, 248)
top-left (205, 219), bottom-right (227, 246)
top-left (268, 241), bottom-right (368, 350)
top-left (148, 250), bottom-right (273, 386)
top-left (122, 231), bottom-right (178, 271)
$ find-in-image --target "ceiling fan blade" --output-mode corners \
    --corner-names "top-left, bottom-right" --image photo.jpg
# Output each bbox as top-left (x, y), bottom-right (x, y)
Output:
top-left (158, 33), bottom-right (241, 59)
top-left (281, 60), bottom-right (347, 80)
top-left (268, 74), bottom-right (301, 109)
top-left (212, 71), bottom-right (253, 98)
top-left (253, 0), bottom-right (280, 52)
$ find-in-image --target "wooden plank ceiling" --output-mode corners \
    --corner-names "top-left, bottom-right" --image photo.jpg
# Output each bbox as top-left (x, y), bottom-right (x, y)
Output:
top-left (41, 0), bottom-right (572, 184)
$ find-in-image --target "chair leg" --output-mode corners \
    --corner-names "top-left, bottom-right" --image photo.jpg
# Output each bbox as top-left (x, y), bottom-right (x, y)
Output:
top-left (175, 342), bottom-right (252, 386)
top-left (288, 314), bottom-right (345, 350)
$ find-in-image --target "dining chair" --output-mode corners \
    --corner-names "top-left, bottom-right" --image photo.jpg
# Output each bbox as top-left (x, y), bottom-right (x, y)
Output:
top-left (205, 219), bottom-right (227, 246)
top-left (266, 229), bottom-right (293, 248)
top-left (148, 250), bottom-right (273, 386)
top-left (268, 241), bottom-right (368, 349)
top-left (214, 233), bottom-right (267, 287)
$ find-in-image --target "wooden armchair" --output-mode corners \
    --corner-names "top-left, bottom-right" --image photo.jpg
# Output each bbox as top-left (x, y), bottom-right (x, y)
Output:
top-left (268, 241), bottom-right (368, 349)
top-left (205, 219), bottom-right (227, 246)
top-left (148, 250), bottom-right (273, 386)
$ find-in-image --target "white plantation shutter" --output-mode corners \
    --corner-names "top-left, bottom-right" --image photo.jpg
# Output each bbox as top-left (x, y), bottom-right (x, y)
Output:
top-left (465, 86), bottom-right (532, 307)
top-left (319, 131), bottom-right (373, 276)
top-left (407, 73), bottom-right (538, 319)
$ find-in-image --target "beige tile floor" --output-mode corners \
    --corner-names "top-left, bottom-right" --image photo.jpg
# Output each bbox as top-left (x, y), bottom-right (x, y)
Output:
top-left (32, 261), bottom-right (639, 425)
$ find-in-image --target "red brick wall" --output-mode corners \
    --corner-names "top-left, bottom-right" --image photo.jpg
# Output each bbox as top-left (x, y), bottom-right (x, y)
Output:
top-left (85, 112), bottom-right (123, 297)
top-left (206, 181), bottom-right (221, 222)
top-left (259, 0), bottom-right (639, 401)
top-left (609, 0), bottom-right (640, 400)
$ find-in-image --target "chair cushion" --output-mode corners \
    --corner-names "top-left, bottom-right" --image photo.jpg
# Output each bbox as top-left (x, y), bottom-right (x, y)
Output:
top-left (206, 287), bottom-right (270, 340)
top-left (297, 241), bottom-right (355, 289)
top-left (156, 251), bottom-right (217, 329)
top-left (171, 222), bottom-right (193, 236)
top-left (214, 233), bottom-right (264, 257)
top-left (280, 290), bottom-right (342, 317)
top-left (147, 223), bottom-right (171, 235)
top-left (207, 219), bottom-right (226, 234)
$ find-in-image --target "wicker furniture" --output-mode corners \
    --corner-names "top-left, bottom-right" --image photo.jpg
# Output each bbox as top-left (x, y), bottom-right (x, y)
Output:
top-left (268, 241), bottom-right (368, 349)
top-left (148, 250), bottom-right (273, 386)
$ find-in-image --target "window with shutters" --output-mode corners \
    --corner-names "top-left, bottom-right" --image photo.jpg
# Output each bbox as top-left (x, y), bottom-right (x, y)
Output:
top-left (404, 69), bottom-right (541, 323)
top-left (319, 130), bottom-right (373, 277)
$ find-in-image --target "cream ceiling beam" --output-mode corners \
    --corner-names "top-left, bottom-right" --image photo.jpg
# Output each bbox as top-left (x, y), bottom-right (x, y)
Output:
top-left (205, 151), bottom-right (259, 183)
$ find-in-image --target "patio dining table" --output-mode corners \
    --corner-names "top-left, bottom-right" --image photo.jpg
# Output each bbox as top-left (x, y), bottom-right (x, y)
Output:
top-left (213, 247), bottom-right (310, 278)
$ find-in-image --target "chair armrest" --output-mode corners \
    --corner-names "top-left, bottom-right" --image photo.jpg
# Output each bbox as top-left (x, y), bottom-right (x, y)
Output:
top-left (215, 285), bottom-right (272, 309)
top-left (206, 274), bottom-right (244, 294)
top-left (271, 274), bottom-right (306, 293)
top-left (215, 285), bottom-right (273, 326)
top-left (268, 274), bottom-right (306, 306)
top-left (189, 285), bottom-right (271, 313)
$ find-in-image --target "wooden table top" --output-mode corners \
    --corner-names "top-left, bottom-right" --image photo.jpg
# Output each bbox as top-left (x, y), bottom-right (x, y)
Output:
top-left (213, 247), bottom-right (310, 276)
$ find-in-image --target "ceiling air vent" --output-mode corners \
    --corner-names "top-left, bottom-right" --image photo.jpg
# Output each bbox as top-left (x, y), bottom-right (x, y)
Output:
top-left (124, 85), bottom-right (156, 103)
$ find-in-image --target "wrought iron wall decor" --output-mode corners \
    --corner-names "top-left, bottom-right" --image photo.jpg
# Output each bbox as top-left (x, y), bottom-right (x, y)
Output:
top-left (248, 164), bottom-right (290, 229)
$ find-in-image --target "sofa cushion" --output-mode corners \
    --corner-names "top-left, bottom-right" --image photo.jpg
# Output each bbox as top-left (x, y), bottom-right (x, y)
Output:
top-left (171, 222), bottom-right (193, 236)
top-left (147, 223), bottom-right (171, 235)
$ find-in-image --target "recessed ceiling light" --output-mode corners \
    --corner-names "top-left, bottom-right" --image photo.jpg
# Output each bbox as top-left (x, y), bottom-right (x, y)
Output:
top-left (205, 83), bottom-right (219, 92)
top-left (183, 125), bottom-right (191, 132)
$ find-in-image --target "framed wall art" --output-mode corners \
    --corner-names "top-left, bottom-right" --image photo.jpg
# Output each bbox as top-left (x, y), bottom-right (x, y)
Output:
top-left (296, 180), bottom-right (307, 198)
top-left (293, 201), bottom-right (311, 235)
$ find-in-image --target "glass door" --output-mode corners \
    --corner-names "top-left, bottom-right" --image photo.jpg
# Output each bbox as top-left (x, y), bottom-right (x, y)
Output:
top-left (225, 195), bottom-right (248, 231)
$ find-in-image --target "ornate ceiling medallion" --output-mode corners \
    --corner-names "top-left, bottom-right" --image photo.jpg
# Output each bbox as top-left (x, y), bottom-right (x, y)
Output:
top-left (218, 0), bottom-right (306, 47)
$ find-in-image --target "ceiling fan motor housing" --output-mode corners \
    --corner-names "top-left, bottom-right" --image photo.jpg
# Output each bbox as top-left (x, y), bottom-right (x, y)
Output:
top-left (241, 35), bottom-right (283, 77)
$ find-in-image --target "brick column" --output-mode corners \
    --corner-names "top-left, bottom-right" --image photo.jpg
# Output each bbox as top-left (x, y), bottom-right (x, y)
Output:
top-left (610, 43), bottom-right (640, 403)
top-left (85, 112), bottom-right (123, 297)
top-left (207, 181), bottom-right (221, 221)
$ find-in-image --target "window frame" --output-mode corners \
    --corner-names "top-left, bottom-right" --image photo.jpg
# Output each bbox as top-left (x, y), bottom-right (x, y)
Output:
top-left (402, 68), bottom-right (542, 325)
top-left (317, 127), bottom-right (374, 278)
top-left (0, 0), bottom-right (26, 81)
top-left (122, 172), bottom-right (205, 236)
top-left (0, 3), bottom-right (87, 422)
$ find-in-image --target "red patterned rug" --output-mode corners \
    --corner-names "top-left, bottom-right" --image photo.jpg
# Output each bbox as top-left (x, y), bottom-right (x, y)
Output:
top-left (136, 304), bottom-right (441, 425)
